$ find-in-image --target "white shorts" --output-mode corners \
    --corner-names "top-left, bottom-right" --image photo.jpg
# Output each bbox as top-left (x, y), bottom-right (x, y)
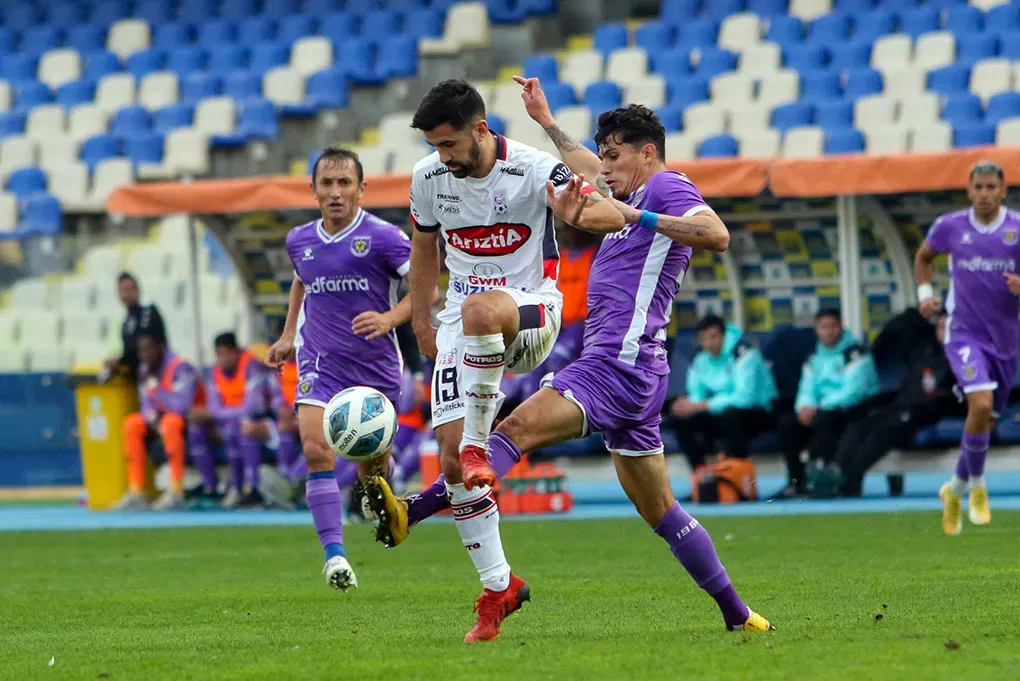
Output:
top-left (431, 288), bottom-right (562, 428)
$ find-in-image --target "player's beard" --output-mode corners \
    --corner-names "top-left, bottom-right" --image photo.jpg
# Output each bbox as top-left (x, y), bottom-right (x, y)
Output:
top-left (448, 140), bottom-right (483, 178)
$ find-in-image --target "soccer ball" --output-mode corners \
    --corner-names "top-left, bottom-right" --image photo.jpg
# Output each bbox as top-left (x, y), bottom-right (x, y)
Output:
top-left (322, 387), bottom-right (398, 462)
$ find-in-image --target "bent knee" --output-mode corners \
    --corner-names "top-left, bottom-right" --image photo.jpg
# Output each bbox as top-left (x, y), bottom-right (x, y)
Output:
top-left (460, 294), bottom-right (504, 332)
top-left (123, 412), bottom-right (147, 437)
top-left (159, 412), bottom-right (185, 434)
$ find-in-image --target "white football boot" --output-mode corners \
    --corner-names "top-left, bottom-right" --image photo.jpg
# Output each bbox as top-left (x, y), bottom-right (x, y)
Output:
top-left (323, 555), bottom-right (358, 591)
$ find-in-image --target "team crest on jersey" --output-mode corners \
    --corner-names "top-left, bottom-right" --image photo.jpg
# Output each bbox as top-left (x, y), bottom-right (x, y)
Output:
top-left (962, 232), bottom-right (973, 244)
top-left (298, 380), bottom-right (313, 395)
top-left (351, 237), bottom-right (371, 257)
top-left (1004, 229), bottom-right (1018, 246)
top-left (963, 365), bottom-right (976, 380)
top-left (492, 189), bottom-right (509, 215)
top-left (302, 247), bottom-right (314, 261)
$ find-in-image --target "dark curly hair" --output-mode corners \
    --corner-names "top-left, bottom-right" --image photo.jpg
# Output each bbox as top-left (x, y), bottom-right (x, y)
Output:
top-left (593, 104), bottom-right (666, 161)
top-left (411, 79), bottom-right (486, 131)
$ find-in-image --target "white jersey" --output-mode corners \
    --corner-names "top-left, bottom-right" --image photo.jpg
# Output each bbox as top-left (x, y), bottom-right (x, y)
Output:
top-left (410, 133), bottom-right (569, 324)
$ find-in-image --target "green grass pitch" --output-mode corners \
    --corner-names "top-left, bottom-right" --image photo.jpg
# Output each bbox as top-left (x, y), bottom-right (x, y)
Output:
top-left (2, 512), bottom-right (1018, 680)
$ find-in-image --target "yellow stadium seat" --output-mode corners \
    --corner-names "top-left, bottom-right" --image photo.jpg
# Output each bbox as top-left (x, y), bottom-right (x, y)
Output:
top-left (745, 297), bottom-right (773, 332)
top-left (566, 35), bottom-right (593, 51)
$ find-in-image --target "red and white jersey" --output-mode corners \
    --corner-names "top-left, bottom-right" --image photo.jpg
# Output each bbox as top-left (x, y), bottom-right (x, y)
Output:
top-left (410, 133), bottom-right (568, 324)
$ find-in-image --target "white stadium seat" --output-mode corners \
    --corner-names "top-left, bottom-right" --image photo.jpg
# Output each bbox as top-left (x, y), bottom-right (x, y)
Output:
top-left (72, 342), bottom-right (113, 369)
top-left (682, 102), bottom-right (728, 142)
top-left (756, 70), bottom-right (799, 107)
top-left (107, 19), bottom-right (151, 60)
top-left (420, 1), bottom-right (491, 54)
top-left (89, 158), bottom-right (134, 208)
top-left (68, 104), bottom-right (109, 141)
top-left (9, 278), bottom-right (51, 310)
top-left (710, 73), bottom-right (756, 108)
top-left (59, 276), bottom-right (97, 313)
top-left (37, 138), bottom-right (80, 172)
top-left (913, 32), bottom-right (955, 72)
top-left (897, 93), bottom-right (940, 127)
top-left (605, 48), bottom-right (648, 86)
top-left (82, 244), bottom-right (124, 281)
top-left (46, 161), bottom-right (90, 210)
top-left (18, 310), bottom-right (61, 343)
top-left (971, 0), bottom-right (1010, 11)
top-left (377, 112), bottom-right (419, 150)
top-left (28, 346), bottom-right (72, 372)
top-left (162, 128), bottom-right (210, 177)
top-left (996, 117), bottom-right (1020, 145)
top-left (717, 13), bottom-right (761, 53)
top-left (194, 97), bottom-right (236, 136)
top-left (864, 125), bottom-right (909, 154)
top-left (782, 126), bottom-right (824, 158)
top-left (871, 34), bottom-right (913, 73)
top-left (354, 146), bottom-right (390, 174)
top-left (63, 312), bottom-right (107, 345)
top-left (737, 129), bottom-right (781, 158)
top-left (490, 82), bottom-right (528, 120)
top-left (95, 74), bottom-right (136, 114)
top-left (624, 75), bottom-right (666, 110)
top-left (559, 50), bottom-right (604, 97)
top-left (789, 0), bottom-right (832, 22)
top-left (290, 36), bottom-right (333, 76)
top-left (882, 67), bottom-right (927, 96)
top-left (26, 105), bottom-right (67, 141)
top-left (970, 59), bottom-right (1011, 102)
top-left (138, 72), bottom-right (179, 111)
top-left (38, 49), bottom-right (82, 89)
top-left (729, 105), bottom-right (771, 135)
top-left (555, 106), bottom-right (593, 140)
top-left (738, 43), bottom-right (782, 77)
top-left (854, 95), bottom-right (897, 129)
top-left (910, 122), bottom-right (952, 152)
top-left (0, 136), bottom-right (37, 182)
top-left (0, 192), bottom-right (17, 233)
top-left (0, 80), bottom-right (10, 113)
top-left (263, 67), bottom-right (306, 106)
top-left (390, 145), bottom-right (432, 174)
top-left (664, 132), bottom-right (696, 161)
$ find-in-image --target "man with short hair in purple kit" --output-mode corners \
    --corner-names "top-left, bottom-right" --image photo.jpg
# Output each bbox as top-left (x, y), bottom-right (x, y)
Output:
top-left (915, 160), bottom-right (1020, 536)
top-left (265, 147), bottom-right (423, 592)
top-left (368, 79), bottom-right (774, 635)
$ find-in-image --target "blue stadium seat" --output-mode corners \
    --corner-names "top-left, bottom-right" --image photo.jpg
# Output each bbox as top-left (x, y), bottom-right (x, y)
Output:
top-left (984, 91), bottom-right (1020, 127)
top-left (56, 79), bottom-right (96, 108)
top-left (899, 7), bottom-right (939, 39)
top-left (124, 133), bottom-right (164, 167)
top-left (635, 21), bottom-right (674, 53)
top-left (277, 15), bottom-right (318, 46)
top-left (815, 100), bottom-right (854, 128)
top-left (3, 5), bottom-right (43, 32)
top-left (583, 81), bottom-right (622, 114)
top-left (486, 0), bottom-right (529, 24)
top-left (657, 105), bottom-right (683, 131)
top-left (953, 123), bottom-right (995, 148)
top-left (208, 46), bottom-right (249, 76)
top-left (181, 72), bottom-right (221, 104)
top-left (5, 168), bottom-right (48, 201)
top-left (249, 43), bottom-right (290, 77)
top-left (582, 138), bottom-right (598, 153)
top-left (543, 82), bottom-right (577, 112)
top-left (652, 49), bottom-right (692, 78)
top-left (197, 20), bottom-right (238, 46)
top-left (376, 35), bottom-right (418, 79)
top-left (676, 20), bottom-right (718, 51)
top-left (941, 95), bottom-right (981, 124)
top-left (698, 134), bottom-right (739, 158)
top-left (134, 0), bottom-right (173, 24)
top-left (167, 47), bottom-right (207, 79)
top-left (843, 67), bottom-right (883, 100)
top-left (80, 134), bottom-right (122, 171)
top-left (784, 44), bottom-right (828, 72)
top-left (304, 67), bottom-right (348, 110)
top-left (660, 0), bottom-right (700, 22)
top-left (263, 0), bottom-right (302, 19)
top-left (957, 34), bottom-right (998, 66)
top-left (703, 0), bottom-right (745, 21)
top-left (808, 12), bottom-right (851, 45)
top-left (362, 10), bottom-right (401, 41)
top-left (945, 5), bottom-right (984, 34)
top-left (747, 0), bottom-right (789, 17)
top-left (17, 193), bottom-right (63, 237)
top-left (224, 70), bottom-right (261, 100)
top-left (237, 17), bottom-right (277, 44)
top-left (835, 0), bottom-right (875, 11)
top-left (16, 82), bottom-right (52, 112)
top-left (523, 55), bottom-right (558, 83)
top-left (236, 98), bottom-right (279, 140)
top-left (772, 102), bottom-right (814, 133)
top-left (337, 39), bottom-right (378, 84)
top-left (0, 111), bottom-right (27, 138)
top-left (153, 22), bottom-right (192, 50)
top-left (20, 27), bottom-right (61, 59)
top-left (766, 16), bottom-right (804, 45)
top-left (177, 0), bottom-right (214, 23)
top-left (882, 0), bottom-right (922, 10)
top-left (486, 113), bottom-right (506, 135)
top-left (66, 24), bottom-right (107, 54)
top-left (2, 55), bottom-right (39, 87)
top-left (387, 0), bottom-right (425, 11)
top-left (320, 12), bottom-right (360, 43)
top-left (696, 48), bottom-right (738, 80)
top-left (986, 4), bottom-right (1020, 33)
top-left (89, 0), bottom-right (131, 26)
top-left (126, 49), bottom-right (166, 80)
top-left (593, 23), bottom-right (629, 56)
top-left (853, 10), bottom-right (894, 45)
top-left (824, 128), bottom-right (865, 154)
top-left (928, 64), bottom-right (970, 97)
top-left (0, 27), bottom-right (14, 54)
top-left (219, 0), bottom-right (258, 20)
top-left (153, 103), bottom-right (194, 134)
top-left (83, 51), bottom-right (121, 81)
top-left (110, 105), bottom-right (151, 136)
top-left (800, 70), bottom-right (841, 99)
top-left (999, 31), bottom-right (1020, 61)
top-left (403, 9), bottom-right (444, 39)
top-left (829, 40), bottom-right (871, 72)
top-left (667, 75), bottom-right (709, 108)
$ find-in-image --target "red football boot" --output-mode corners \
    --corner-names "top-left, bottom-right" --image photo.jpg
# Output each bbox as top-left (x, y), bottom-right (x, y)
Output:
top-left (461, 444), bottom-right (496, 490)
top-left (464, 573), bottom-right (531, 643)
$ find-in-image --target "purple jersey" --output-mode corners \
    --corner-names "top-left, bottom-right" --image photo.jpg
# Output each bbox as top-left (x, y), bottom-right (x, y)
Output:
top-left (138, 352), bottom-right (200, 422)
top-left (582, 171), bottom-right (705, 375)
top-left (286, 209), bottom-right (411, 396)
top-left (206, 358), bottom-right (279, 421)
top-left (926, 206), bottom-right (1020, 359)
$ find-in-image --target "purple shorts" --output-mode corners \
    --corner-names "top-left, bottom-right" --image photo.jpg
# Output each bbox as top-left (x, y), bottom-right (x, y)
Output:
top-left (295, 347), bottom-right (401, 410)
top-left (549, 354), bottom-right (668, 456)
top-left (944, 334), bottom-right (1017, 416)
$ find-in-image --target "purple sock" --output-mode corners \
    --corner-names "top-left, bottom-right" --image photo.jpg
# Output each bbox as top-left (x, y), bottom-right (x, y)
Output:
top-left (962, 431), bottom-right (990, 479)
top-left (277, 431), bottom-right (300, 476)
top-left (405, 431), bottom-right (523, 526)
top-left (654, 501), bottom-right (749, 629)
top-left (307, 471), bottom-right (344, 558)
top-left (188, 427), bottom-right (217, 492)
top-left (334, 456), bottom-right (360, 490)
top-left (240, 434), bottom-right (262, 490)
top-left (954, 450), bottom-right (969, 480)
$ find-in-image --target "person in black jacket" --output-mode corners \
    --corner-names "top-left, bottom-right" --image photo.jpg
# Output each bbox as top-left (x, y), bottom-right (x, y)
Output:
top-left (809, 307), bottom-right (962, 497)
top-left (103, 272), bottom-right (167, 382)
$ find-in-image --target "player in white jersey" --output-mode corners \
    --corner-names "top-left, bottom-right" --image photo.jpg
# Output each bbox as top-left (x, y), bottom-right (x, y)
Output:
top-left (403, 79), bottom-right (625, 642)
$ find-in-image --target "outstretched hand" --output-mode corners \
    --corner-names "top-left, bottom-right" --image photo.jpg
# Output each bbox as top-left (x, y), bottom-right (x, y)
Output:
top-left (513, 75), bottom-right (555, 127)
top-left (546, 173), bottom-right (589, 226)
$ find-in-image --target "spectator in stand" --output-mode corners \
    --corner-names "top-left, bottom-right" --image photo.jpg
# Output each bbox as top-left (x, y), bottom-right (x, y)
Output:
top-left (104, 272), bottom-right (167, 382)
top-left (669, 315), bottom-right (778, 472)
top-left (777, 310), bottom-right (880, 498)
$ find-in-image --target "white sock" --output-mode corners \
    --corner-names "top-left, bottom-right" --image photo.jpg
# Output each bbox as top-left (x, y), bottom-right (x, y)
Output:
top-left (447, 482), bottom-right (511, 592)
top-left (968, 475), bottom-right (986, 490)
top-left (949, 475), bottom-right (967, 496)
top-left (460, 333), bottom-right (505, 451)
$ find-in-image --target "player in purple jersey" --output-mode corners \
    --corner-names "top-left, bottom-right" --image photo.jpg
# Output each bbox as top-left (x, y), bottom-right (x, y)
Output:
top-left (265, 147), bottom-right (422, 591)
top-left (368, 80), bottom-right (774, 638)
top-left (914, 161), bottom-right (1020, 536)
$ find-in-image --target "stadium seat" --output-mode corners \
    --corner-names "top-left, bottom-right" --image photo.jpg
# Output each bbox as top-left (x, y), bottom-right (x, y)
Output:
top-left (38, 50), bottom-right (82, 90)
top-left (25, 106), bottom-right (66, 142)
top-left (698, 134), bottom-right (739, 158)
top-left (95, 73), bottom-right (136, 114)
top-left (110, 104), bottom-right (150, 136)
top-left (83, 51), bottom-right (121, 82)
top-left (542, 82), bottom-right (577, 112)
top-left (16, 82), bottom-right (53, 113)
top-left (957, 34), bottom-right (998, 67)
top-left (126, 49), bottom-right (165, 80)
top-left (710, 73), bottom-right (755, 107)
top-left (263, 0), bottom-right (302, 19)
top-left (748, 0), bottom-right (790, 18)
top-left (997, 118), bottom-right (1020, 145)
top-left (855, 94), bottom-right (897, 128)
top-left (883, 66), bottom-right (927, 96)
top-left (718, 14), bottom-right (762, 54)
top-left (0, 82), bottom-right (9, 113)
top-left (943, 95), bottom-right (983, 126)
top-left (970, 59), bottom-right (1011, 102)
top-left (134, 0), bottom-right (173, 24)
top-left (593, 23), bottom-right (629, 56)
top-left (219, 0), bottom-right (258, 20)
top-left (864, 125), bottom-right (909, 154)
top-left (152, 22), bottom-right (192, 50)
top-left (57, 80), bottom-right (96, 109)
top-left (5, 56), bottom-right (41, 89)
top-left (249, 43), bottom-right (290, 77)
top-left (844, 68), bottom-right (884, 100)
top-left (560, 51), bottom-right (604, 96)
top-left (910, 121), bottom-right (952, 152)
top-left (4, 5), bottom-right (43, 32)
top-left (362, 10), bottom-right (401, 41)
top-left (277, 16), bottom-right (317, 46)
top-left (635, 22), bottom-right (674, 53)
top-left (853, 9), bottom-right (895, 45)
top-left (486, 114), bottom-right (505, 135)
top-left (660, 0), bottom-right (699, 22)
top-left (319, 12), bottom-right (359, 44)
top-left (237, 17), bottom-right (276, 44)
top-left (738, 44), bottom-right (782, 77)
top-left (664, 132), bottom-right (696, 160)
top-left (167, 46), bottom-right (207, 79)
top-left (801, 70), bottom-right (841, 99)
top-left (107, 19), bottom-right (151, 61)
top-left (767, 15), bottom-right (804, 45)
top-left (730, 105), bottom-right (772, 135)
top-left (37, 138), bottom-right (80, 173)
top-left (162, 128), bottom-right (210, 177)
top-left (808, 12), bottom-right (851, 45)
top-left (772, 102), bottom-right (814, 132)
top-left (683, 102), bottom-right (727, 141)
top-left (816, 100), bottom-right (854, 128)
top-left (0, 137), bottom-right (37, 182)
top-left (987, 3), bottom-right (1020, 31)
top-left (914, 32), bottom-right (956, 73)
top-left (871, 34), bottom-right (912, 74)
top-left (953, 122), bottom-right (995, 148)
top-left (236, 98), bottom-right (279, 140)
top-left (181, 73), bottom-right (221, 105)
top-left (986, 92), bottom-right (1020, 126)
top-left (16, 193), bottom-right (62, 237)
top-left (196, 20), bottom-right (237, 47)
top-left (153, 103), bottom-right (194, 134)
top-left (899, 93), bottom-right (940, 126)
top-left (46, 162), bottom-right (90, 209)
top-left (89, 158), bottom-right (134, 206)
top-left (291, 37), bottom-right (334, 77)
top-left (945, 5), bottom-right (984, 34)
top-left (676, 20), bottom-right (719, 51)
top-left (738, 128), bottom-right (782, 157)
top-left (696, 48), bottom-right (738, 80)
top-left (928, 64), bottom-right (970, 97)
top-left (625, 76), bottom-right (667, 110)
top-left (0, 111), bottom-right (28, 138)
top-left (583, 81), bottom-right (622, 115)
top-left (829, 40), bottom-right (871, 73)
top-left (657, 106), bottom-right (683, 132)
top-left (336, 39), bottom-right (378, 84)
top-left (824, 127), bottom-right (865, 154)
top-left (524, 55), bottom-right (558, 83)
top-left (667, 75), bottom-right (710, 109)
top-left (138, 72), bottom-right (179, 111)
top-left (757, 70), bottom-right (800, 107)
top-left (376, 35), bottom-right (419, 79)
top-left (304, 68), bottom-right (348, 109)
top-left (1000, 31), bottom-right (1020, 61)
top-left (67, 25), bottom-right (107, 54)
top-left (403, 9), bottom-right (444, 39)
top-left (557, 106), bottom-right (594, 140)
top-left (899, 7), bottom-right (940, 39)
top-left (263, 67), bottom-right (306, 107)
top-left (0, 192), bottom-right (17, 234)
top-left (194, 97), bottom-right (236, 136)
top-left (5, 167), bottom-right (47, 201)
top-left (80, 134), bottom-right (122, 171)
top-left (606, 48), bottom-right (649, 86)
top-left (703, 0), bottom-right (747, 22)
top-left (208, 46), bottom-right (249, 78)
top-left (782, 125), bottom-right (824, 157)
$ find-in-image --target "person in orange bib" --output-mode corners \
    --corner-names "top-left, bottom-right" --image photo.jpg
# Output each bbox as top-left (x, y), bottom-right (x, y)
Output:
top-left (112, 332), bottom-right (205, 511)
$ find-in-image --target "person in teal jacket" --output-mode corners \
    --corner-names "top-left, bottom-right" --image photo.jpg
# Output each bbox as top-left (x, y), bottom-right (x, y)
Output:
top-left (670, 315), bottom-right (778, 471)
top-left (776, 309), bottom-right (880, 498)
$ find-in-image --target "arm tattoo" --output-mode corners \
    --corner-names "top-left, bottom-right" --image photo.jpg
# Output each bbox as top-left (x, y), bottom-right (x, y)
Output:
top-left (594, 174), bottom-right (611, 197)
top-left (543, 124), bottom-right (582, 153)
top-left (658, 215), bottom-right (707, 238)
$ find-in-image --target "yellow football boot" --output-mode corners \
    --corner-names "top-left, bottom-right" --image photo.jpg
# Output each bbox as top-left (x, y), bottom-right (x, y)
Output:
top-left (362, 476), bottom-right (410, 547)
top-left (939, 483), bottom-right (963, 536)
top-left (968, 487), bottom-right (991, 526)
top-left (732, 611), bottom-right (775, 632)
